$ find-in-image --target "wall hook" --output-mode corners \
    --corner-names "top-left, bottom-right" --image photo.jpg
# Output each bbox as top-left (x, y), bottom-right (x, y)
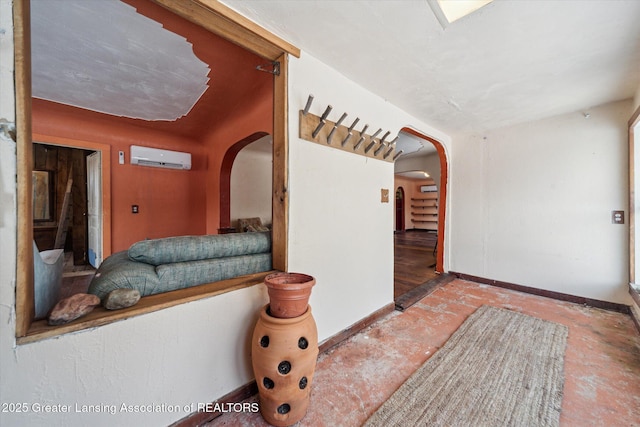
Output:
top-left (374, 132), bottom-right (392, 156)
top-left (379, 131), bottom-right (391, 146)
top-left (364, 128), bottom-right (382, 153)
top-left (341, 117), bottom-right (360, 147)
top-left (392, 150), bottom-right (404, 161)
top-left (302, 94), bottom-right (314, 115)
top-left (354, 124), bottom-right (369, 150)
top-left (256, 61), bottom-right (280, 76)
top-left (312, 105), bottom-right (333, 138)
top-left (364, 140), bottom-right (377, 154)
top-left (327, 112), bottom-right (348, 144)
top-left (381, 136), bottom-right (399, 158)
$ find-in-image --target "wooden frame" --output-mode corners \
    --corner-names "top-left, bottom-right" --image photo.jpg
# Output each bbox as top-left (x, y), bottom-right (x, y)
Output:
top-left (629, 104), bottom-right (640, 288)
top-left (32, 134), bottom-right (113, 258)
top-left (14, 0), bottom-right (295, 341)
top-left (399, 128), bottom-right (448, 273)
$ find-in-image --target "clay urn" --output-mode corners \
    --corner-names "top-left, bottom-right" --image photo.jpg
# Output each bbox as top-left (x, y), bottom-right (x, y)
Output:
top-left (264, 272), bottom-right (315, 319)
top-left (252, 304), bottom-right (318, 426)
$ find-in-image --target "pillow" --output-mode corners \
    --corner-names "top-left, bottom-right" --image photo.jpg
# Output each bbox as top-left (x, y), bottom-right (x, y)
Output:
top-left (237, 217), bottom-right (269, 232)
top-left (128, 231), bottom-right (271, 266)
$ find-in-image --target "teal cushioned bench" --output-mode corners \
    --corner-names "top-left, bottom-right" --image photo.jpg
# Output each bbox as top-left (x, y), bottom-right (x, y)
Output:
top-left (88, 232), bottom-right (272, 300)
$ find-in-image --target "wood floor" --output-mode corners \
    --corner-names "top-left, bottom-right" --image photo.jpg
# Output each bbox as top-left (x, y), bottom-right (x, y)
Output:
top-left (394, 230), bottom-right (438, 299)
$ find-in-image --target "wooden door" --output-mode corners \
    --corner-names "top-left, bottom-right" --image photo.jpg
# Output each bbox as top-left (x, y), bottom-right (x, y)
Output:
top-left (395, 187), bottom-right (405, 231)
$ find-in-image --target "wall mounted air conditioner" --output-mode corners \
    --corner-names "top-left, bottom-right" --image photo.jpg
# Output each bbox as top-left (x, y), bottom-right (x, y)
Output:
top-left (130, 145), bottom-right (191, 170)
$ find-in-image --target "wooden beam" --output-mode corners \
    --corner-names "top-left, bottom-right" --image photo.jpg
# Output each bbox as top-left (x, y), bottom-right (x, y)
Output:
top-left (153, 0), bottom-right (300, 60)
top-left (629, 108), bottom-right (639, 285)
top-left (272, 53), bottom-right (288, 272)
top-left (14, 0), bottom-right (34, 338)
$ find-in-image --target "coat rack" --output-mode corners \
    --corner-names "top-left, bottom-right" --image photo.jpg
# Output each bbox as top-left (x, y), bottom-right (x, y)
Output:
top-left (299, 95), bottom-right (401, 162)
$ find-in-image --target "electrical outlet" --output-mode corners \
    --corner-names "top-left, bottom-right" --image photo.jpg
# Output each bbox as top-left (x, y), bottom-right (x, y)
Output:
top-left (132, 205), bottom-right (139, 214)
top-left (612, 210), bottom-right (624, 224)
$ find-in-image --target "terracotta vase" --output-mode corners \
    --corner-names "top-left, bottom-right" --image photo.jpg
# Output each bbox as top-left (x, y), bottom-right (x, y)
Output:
top-left (264, 272), bottom-right (315, 319)
top-left (252, 304), bottom-right (319, 427)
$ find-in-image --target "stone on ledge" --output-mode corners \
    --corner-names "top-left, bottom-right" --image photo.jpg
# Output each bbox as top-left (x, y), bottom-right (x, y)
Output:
top-left (104, 289), bottom-right (141, 310)
top-left (48, 293), bottom-right (101, 326)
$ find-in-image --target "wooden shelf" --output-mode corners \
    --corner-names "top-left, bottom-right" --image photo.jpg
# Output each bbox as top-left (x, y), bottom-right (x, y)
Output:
top-left (410, 188), bottom-right (438, 231)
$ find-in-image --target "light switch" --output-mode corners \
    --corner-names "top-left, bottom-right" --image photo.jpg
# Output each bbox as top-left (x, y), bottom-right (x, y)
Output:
top-left (119, 151), bottom-right (125, 165)
top-left (612, 210), bottom-right (624, 224)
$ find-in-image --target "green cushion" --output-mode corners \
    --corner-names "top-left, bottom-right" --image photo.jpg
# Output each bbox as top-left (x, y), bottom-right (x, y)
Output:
top-left (128, 231), bottom-right (271, 266)
top-left (88, 251), bottom-right (161, 300)
top-left (156, 253), bottom-right (272, 291)
top-left (88, 252), bottom-right (272, 300)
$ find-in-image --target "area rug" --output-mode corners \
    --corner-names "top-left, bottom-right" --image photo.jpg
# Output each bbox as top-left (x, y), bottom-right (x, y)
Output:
top-left (364, 305), bottom-right (568, 427)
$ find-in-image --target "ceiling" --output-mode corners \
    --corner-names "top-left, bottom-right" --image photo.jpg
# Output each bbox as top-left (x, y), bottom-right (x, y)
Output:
top-left (29, 0), bottom-right (640, 157)
top-left (30, 0), bottom-right (273, 140)
top-left (31, 0), bottom-right (210, 122)
top-left (220, 0), bottom-right (640, 137)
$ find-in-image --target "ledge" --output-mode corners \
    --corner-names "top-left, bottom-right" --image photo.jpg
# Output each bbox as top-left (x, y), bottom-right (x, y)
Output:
top-left (18, 271), bottom-right (275, 345)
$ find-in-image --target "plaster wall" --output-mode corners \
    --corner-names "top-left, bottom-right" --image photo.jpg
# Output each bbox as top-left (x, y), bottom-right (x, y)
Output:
top-left (449, 99), bottom-right (632, 304)
top-left (286, 52), bottom-right (450, 341)
top-left (230, 136), bottom-right (273, 227)
top-left (633, 84), bottom-right (640, 111)
top-left (394, 175), bottom-right (434, 232)
top-left (0, 12), bottom-right (450, 425)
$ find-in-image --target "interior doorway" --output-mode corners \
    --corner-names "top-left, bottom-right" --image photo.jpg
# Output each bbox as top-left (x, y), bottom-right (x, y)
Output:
top-left (392, 128), bottom-right (448, 308)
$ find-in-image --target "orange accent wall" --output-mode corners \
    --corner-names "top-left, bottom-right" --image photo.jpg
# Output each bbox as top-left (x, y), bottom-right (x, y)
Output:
top-left (203, 82), bottom-right (274, 234)
top-left (32, 99), bottom-right (208, 252)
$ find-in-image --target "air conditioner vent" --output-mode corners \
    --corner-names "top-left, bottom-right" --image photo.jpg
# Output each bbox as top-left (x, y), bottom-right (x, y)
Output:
top-left (130, 145), bottom-right (191, 170)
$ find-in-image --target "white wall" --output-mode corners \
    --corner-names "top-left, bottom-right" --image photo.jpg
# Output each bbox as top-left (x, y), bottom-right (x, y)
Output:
top-left (449, 99), bottom-right (632, 304)
top-left (286, 52), bottom-right (450, 341)
top-left (633, 84), bottom-right (640, 111)
top-left (0, 12), bottom-right (451, 426)
top-left (230, 135), bottom-right (273, 227)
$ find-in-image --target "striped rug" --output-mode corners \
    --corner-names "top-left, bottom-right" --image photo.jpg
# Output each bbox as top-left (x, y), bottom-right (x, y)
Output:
top-left (365, 305), bottom-right (568, 427)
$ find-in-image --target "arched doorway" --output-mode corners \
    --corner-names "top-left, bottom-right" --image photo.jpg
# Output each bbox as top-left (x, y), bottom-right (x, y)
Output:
top-left (398, 127), bottom-right (448, 273)
top-left (393, 128), bottom-right (449, 306)
top-left (395, 187), bottom-right (405, 231)
top-left (219, 132), bottom-right (269, 232)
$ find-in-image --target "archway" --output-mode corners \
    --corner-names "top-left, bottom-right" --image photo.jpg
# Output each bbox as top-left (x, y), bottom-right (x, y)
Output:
top-left (219, 131), bottom-right (269, 232)
top-left (399, 127), bottom-right (448, 273)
